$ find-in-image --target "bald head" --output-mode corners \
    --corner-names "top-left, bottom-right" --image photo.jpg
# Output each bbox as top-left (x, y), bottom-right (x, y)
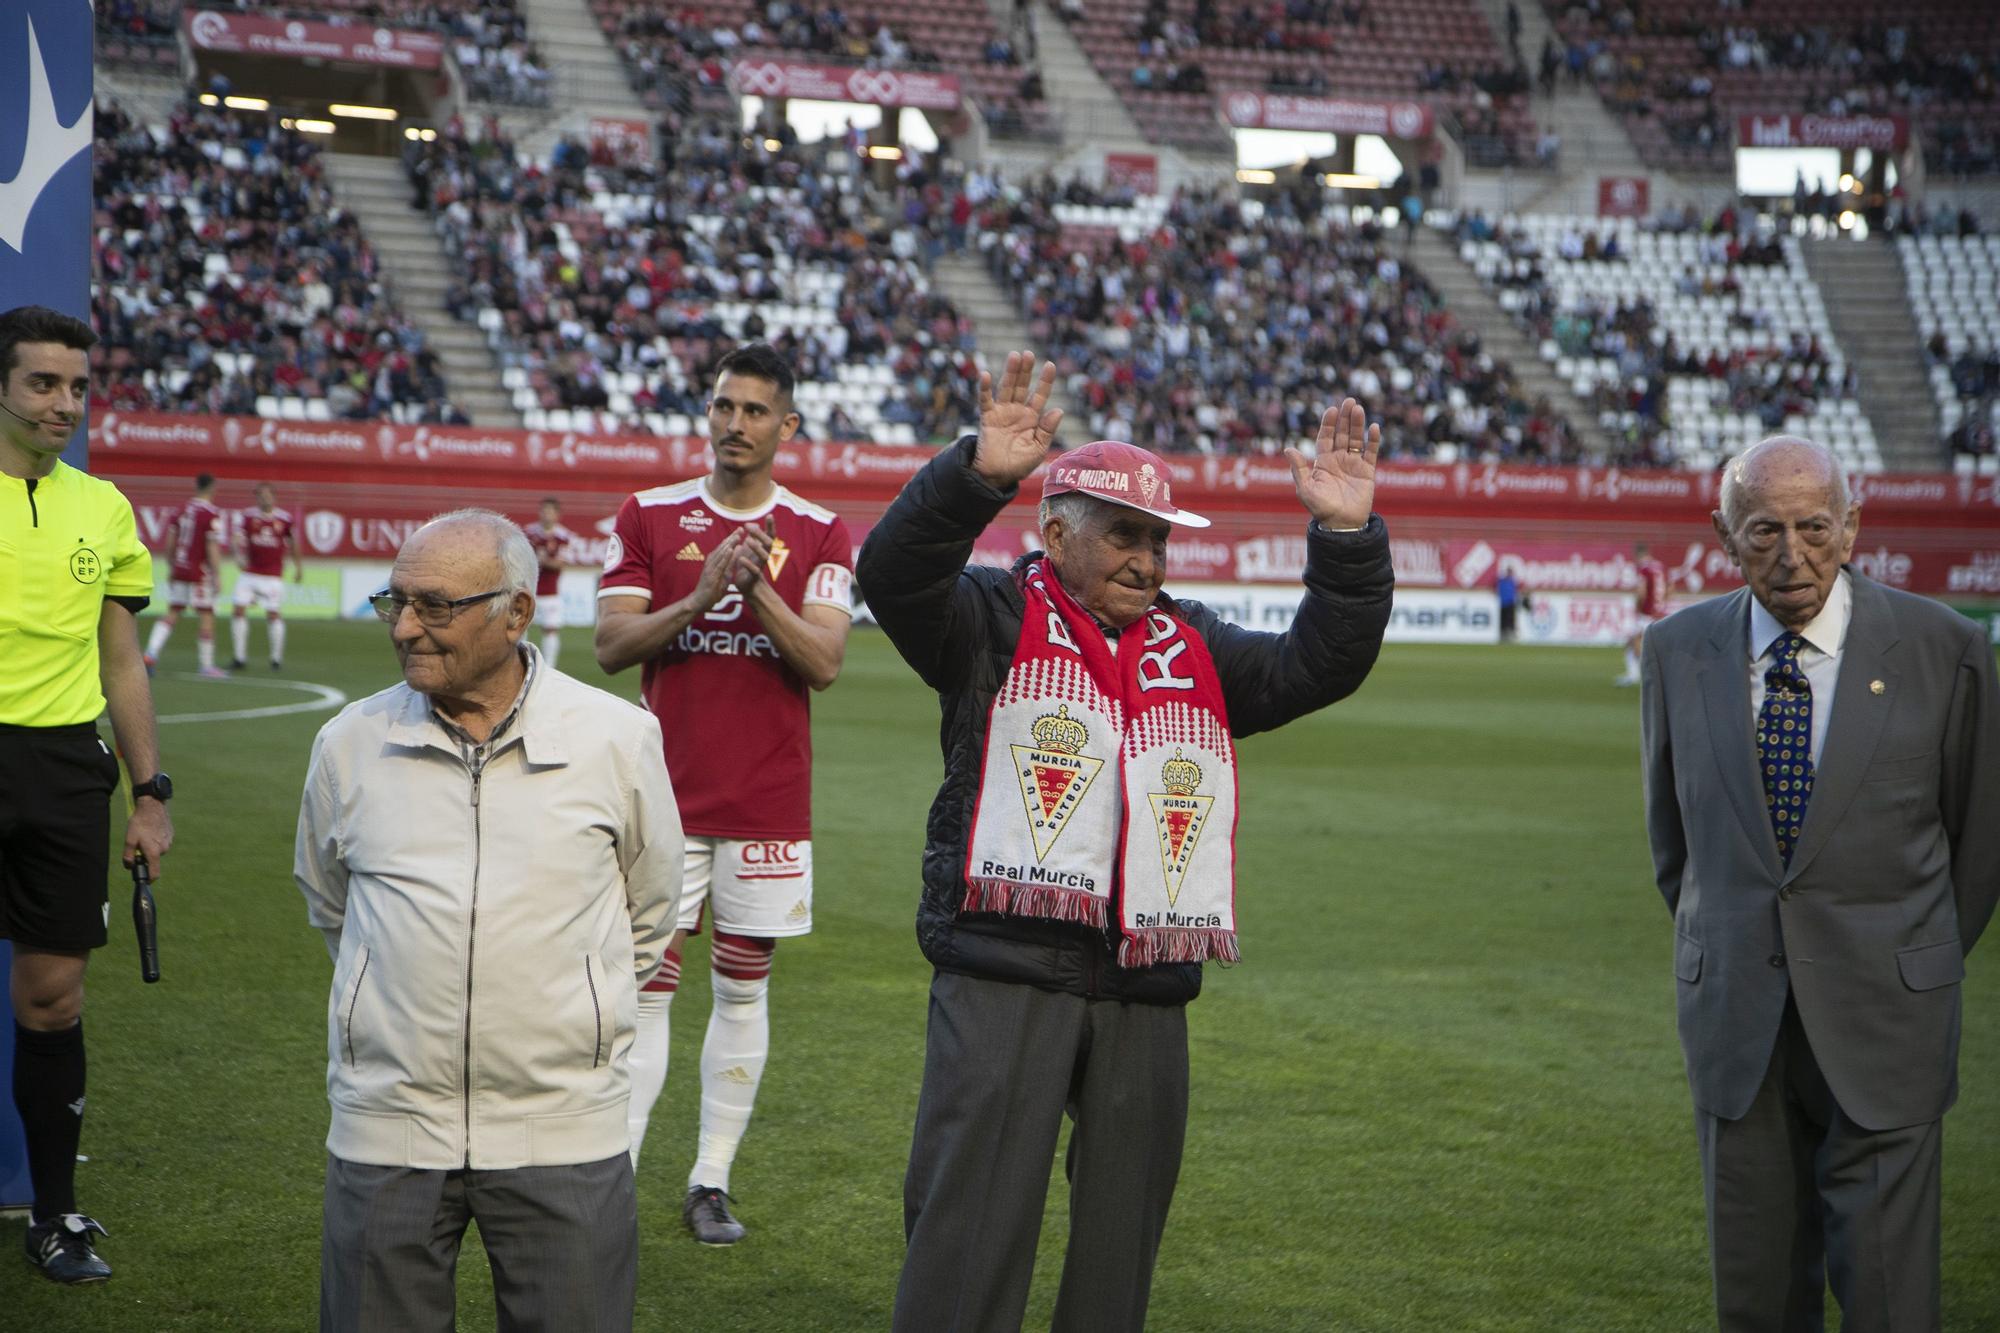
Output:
top-left (404, 508), bottom-right (538, 613)
top-left (1719, 436), bottom-right (1849, 531)
top-left (1712, 435), bottom-right (1860, 631)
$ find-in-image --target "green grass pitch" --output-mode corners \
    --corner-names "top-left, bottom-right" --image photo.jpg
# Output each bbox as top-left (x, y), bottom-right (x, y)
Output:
top-left (5, 623), bottom-right (1996, 1331)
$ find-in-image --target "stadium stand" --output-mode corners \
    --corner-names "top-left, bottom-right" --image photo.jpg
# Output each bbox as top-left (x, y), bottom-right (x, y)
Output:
top-left (591, 0), bottom-right (1056, 140)
top-left (1543, 1), bottom-right (2000, 176)
top-left (1901, 231), bottom-right (2000, 467)
top-left (1055, 0), bottom-right (1541, 162)
top-left (99, 2), bottom-right (552, 104)
top-left (95, 0), bottom-right (181, 68)
top-left (1454, 208), bottom-right (1876, 472)
top-left (403, 118), bottom-right (981, 442)
top-left (975, 177), bottom-right (1582, 460)
top-left (90, 99), bottom-right (469, 424)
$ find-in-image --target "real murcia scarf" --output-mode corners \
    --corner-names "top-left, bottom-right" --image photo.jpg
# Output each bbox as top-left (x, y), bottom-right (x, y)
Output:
top-left (963, 558), bottom-right (1239, 967)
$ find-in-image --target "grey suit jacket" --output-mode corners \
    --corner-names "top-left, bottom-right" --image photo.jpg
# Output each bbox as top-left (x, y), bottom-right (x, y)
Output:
top-left (1641, 572), bottom-right (2000, 1130)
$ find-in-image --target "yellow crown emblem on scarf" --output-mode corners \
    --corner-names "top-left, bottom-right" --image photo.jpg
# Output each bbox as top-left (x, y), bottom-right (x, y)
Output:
top-left (1031, 705), bottom-right (1089, 755)
top-left (1161, 749), bottom-right (1202, 796)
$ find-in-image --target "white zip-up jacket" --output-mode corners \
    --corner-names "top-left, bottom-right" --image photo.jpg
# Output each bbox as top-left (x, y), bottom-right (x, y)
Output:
top-left (294, 651), bottom-right (682, 1169)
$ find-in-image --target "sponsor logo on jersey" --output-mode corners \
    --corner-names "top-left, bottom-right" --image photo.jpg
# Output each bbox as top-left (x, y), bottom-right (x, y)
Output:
top-left (1146, 750), bottom-right (1212, 906)
top-left (677, 541), bottom-right (703, 561)
top-left (1010, 705), bottom-right (1104, 860)
top-left (680, 509), bottom-right (714, 533)
top-left (675, 625), bottom-right (778, 658)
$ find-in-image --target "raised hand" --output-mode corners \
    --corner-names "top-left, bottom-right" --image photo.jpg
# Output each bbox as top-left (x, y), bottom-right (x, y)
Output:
top-left (1285, 397), bottom-right (1381, 530)
top-left (971, 350), bottom-right (1064, 489)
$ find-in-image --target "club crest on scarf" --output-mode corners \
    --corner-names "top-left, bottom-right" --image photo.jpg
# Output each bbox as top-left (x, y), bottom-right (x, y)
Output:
top-left (1012, 705), bottom-right (1105, 860)
top-left (964, 557), bottom-right (1240, 966)
top-left (1148, 750), bottom-right (1212, 906)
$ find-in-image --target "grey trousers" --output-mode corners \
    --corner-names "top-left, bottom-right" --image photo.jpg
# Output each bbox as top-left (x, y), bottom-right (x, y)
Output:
top-left (320, 1152), bottom-right (637, 1333)
top-left (1696, 998), bottom-right (1943, 1333)
top-left (893, 970), bottom-right (1190, 1333)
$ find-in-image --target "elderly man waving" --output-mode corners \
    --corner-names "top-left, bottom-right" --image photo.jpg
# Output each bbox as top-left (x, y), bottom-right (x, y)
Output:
top-left (858, 352), bottom-right (1393, 1332)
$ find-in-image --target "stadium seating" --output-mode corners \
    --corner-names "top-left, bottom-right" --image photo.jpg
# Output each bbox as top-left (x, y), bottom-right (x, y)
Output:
top-left (588, 0), bottom-right (1053, 139)
top-left (1543, 1), bottom-right (2000, 176)
top-left (95, 0), bottom-right (180, 69)
top-left (977, 178), bottom-right (1581, 459)
top-left (1900, 232), bottom-right (2000, 467)
top-left (90, 100), bottom-right (466, 424)
top-left (1058, 0), bottom-right (1541, 162)
top-left (103, 2), bottom-right (551, 103)
top-left (405, 123), bottom-right (981, 442)
top-left (1457, 211), bottom-right (1878, 472)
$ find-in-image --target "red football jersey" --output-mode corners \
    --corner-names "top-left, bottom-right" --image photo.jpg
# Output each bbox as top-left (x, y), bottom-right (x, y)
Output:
top-left (1636, 557), bottom-right (1669, 618)
top-left (168, 498), bottom-right (223, 582)
top-left (524, 521), bottom-right (575, 597)
top-left (237, 509), bottom-right (294, 576)
top-left (599, 479), bottom-right (854, 839)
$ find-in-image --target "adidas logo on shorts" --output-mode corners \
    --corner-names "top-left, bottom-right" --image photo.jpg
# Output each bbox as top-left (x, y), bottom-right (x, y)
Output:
top-left (676, 542), bottom-right (703, 561)
top-left (786, 900), bottom-right (808, 923)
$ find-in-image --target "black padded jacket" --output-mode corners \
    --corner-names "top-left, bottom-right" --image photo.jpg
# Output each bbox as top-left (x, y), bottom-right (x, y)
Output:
top-left (856, 436), bottom-right (1394, 1006)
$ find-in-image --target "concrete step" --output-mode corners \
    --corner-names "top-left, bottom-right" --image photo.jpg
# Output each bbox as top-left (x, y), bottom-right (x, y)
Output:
top-left (324, 150), bottom-right (522, 430)
top-left (1800, 238), bottom-right (1940, 468)
top-left (1411, 229), bottom-right (1622, 459)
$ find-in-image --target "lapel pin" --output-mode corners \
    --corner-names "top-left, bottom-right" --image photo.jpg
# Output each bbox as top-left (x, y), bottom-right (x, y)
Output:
top-left (1869, 680), bottom-right (1885, 695)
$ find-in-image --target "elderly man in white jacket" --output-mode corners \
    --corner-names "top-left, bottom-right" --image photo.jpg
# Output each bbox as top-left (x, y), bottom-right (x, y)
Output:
top-left (296, 509), bottom-right (682, 1333)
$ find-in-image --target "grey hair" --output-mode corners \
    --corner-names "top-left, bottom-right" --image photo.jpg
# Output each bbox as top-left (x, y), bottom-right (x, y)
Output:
top-left (1717, 436), bottom-right (1852, 530)
top-left (1038, 491), bottom-right (1103, 537)
top-left (414, 507), bottom-right (539, 616)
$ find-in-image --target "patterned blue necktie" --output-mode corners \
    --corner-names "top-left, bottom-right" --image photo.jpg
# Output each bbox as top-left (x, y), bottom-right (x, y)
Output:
top-left (1757, 631), bottom-right (1814, 865)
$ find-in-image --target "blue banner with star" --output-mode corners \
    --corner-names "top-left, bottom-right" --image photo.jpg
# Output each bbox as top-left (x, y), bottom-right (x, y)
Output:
top-left (0, 0), bottom-right (94, 1209)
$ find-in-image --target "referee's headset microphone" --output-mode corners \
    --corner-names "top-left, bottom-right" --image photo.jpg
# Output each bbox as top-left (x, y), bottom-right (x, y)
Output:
top-left (0, 396), bottom-right (64, 430)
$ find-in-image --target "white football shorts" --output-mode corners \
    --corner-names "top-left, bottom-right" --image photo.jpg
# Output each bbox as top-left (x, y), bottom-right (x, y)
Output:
top-left (168, 578), bottom-right (215, 611)
top-left (233, 572), bottom-right (286, 613)
top-left (679, 836), bottom-right (814, 937)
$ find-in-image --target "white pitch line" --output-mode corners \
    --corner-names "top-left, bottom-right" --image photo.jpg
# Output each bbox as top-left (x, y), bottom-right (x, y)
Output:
top-left (155, 672), bottom-right (348, 725)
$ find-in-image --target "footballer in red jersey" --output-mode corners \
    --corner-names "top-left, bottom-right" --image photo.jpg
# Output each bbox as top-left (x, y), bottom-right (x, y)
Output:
top-left (1618, 541), bottom-right (1672, 685)
top-left (145, 473), bottom-right (228, 676)
top-left (229, 483), bottom-right (302, 671)
top-left (523, 497), bottom-right (577, 668)
top-left (596, 344), bottom-right (853, 1245)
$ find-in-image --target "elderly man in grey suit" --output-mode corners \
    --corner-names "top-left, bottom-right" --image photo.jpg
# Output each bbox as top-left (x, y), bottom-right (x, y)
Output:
top-left (1641, 435), bottom-right (2000, 1333)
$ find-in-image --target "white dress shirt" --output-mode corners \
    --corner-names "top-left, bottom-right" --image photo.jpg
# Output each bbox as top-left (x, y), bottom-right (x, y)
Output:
top-left (1747, 570), bottom-right (1851, 767)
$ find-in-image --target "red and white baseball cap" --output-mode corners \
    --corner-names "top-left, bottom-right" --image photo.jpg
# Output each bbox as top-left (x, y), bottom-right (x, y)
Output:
top-left (1040, 440), bottom-right (1210, 528)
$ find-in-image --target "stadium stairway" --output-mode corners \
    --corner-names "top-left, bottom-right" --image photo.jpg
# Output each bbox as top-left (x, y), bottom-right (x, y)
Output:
top-left (1013, 1), bottom-right (1228, 193)
top-left (1410, 225), bottom-right (1621, 459)
top-left (1462, 0), bottom-right (1698, 218)
top-left (508, 0), bottom-right (656, 157)
top-left (1801, 241), bottom-right (1943, 469)
top-left (321, 153), bottom-right (522, 430)
top-left (92, 63), bottom-right (185, 131)
top-left (931, 251), bottom-right (1085, 442)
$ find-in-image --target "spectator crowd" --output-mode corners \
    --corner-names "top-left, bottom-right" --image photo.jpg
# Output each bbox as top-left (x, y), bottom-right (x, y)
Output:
top-left (90, 100), bottom-right (465, 423)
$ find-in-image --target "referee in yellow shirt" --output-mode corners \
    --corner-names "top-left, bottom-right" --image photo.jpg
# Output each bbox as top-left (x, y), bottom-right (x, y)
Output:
top-left (1, 306), bottom-right (174, 1285)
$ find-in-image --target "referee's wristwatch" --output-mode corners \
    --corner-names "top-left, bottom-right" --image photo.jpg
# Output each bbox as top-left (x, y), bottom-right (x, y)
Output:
top-left (132, 773), bottom-right (174, 804)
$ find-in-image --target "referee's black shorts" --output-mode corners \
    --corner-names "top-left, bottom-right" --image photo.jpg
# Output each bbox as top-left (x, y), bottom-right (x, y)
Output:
top-left (0, 722), bottom-right (120, 951)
